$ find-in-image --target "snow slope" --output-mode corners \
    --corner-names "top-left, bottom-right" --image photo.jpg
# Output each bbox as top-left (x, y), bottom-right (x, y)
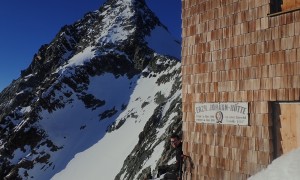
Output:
top-left (249, 147), bottom-right (300, 180)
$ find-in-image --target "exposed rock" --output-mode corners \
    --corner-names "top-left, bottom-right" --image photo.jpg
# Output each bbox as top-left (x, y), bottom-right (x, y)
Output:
top-left (0, 0), bottom-right (181, 179)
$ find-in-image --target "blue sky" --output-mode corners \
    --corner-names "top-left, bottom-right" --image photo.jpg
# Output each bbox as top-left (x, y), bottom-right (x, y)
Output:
top-left (0, 0), bottom-right (181, 92)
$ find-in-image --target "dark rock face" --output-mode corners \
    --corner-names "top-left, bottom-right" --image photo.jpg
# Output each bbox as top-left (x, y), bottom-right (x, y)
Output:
top-left (114, 65), bottom-right (182, 180)
top-left (0, 0), bottom-right (181, 179)
top-left (115, 100), bottom-right (182, 180)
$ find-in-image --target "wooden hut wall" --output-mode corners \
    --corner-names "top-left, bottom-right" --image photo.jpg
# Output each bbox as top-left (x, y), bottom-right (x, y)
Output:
top-left (181, 0), bottom-right (300, 179)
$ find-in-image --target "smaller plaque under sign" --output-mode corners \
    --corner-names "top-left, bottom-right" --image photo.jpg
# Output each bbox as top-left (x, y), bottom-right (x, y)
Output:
top-left (195, 102), bottom-right (249, 125)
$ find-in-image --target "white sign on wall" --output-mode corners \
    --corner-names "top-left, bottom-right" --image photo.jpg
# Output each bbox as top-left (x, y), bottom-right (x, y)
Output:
top-left (195, 102), bottom-right (249, 125)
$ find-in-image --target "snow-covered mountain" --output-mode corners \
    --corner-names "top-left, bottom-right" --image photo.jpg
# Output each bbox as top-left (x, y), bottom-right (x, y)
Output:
top-left (0, 0), bottom-right (182, 179)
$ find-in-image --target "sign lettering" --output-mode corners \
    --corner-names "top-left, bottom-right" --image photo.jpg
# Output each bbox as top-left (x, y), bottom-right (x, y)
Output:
top-left (195, 102), bottom-right (249, 125)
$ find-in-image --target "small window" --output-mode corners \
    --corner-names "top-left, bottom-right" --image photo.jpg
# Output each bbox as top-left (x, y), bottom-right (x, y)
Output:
top-left (270, 0), bottom-right (300, 14)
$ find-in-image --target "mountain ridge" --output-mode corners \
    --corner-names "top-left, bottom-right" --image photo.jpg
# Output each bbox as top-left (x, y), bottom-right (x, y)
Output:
top-left (0, 0), bottom-right (182, 179)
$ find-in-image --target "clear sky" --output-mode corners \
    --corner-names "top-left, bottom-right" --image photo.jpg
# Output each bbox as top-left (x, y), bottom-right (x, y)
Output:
top-left (0, 0), bottom-right (181, 92)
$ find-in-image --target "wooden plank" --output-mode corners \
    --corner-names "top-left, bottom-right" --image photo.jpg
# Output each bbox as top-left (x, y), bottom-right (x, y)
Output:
top-left (277, 103), bottom-right (300, 154)
top-left (297, 104), bottom-right (300, 146)
top-left (281, 0), bottom-right (300, 11)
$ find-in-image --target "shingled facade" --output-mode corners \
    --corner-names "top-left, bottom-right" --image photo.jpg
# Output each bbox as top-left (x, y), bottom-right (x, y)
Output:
top-left (181, 0), bottom-right (300, 179)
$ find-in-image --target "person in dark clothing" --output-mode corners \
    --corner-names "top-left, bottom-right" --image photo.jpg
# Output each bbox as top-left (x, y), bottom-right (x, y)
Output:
top-left (157, 134), bottom-right (183, 180)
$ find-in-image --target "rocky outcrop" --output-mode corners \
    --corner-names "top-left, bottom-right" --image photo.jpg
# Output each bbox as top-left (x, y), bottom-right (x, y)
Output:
top-left (0, 0), bottom-right (181, 179)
